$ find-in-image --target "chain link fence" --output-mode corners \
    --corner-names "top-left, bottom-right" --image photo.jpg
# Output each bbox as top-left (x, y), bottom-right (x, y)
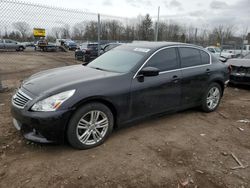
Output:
top-left (0, 0), bottom-right (249, 91)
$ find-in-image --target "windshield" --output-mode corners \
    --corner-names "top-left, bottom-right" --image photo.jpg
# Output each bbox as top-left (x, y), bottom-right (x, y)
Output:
top-left (87, 49), bottom-right (144, 73)
top-left (214, 47), bottom-right (221, 52)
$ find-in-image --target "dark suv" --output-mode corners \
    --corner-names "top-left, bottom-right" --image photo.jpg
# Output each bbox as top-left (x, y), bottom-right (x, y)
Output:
top-left (11, 42), bottom-right (229, 149)
top-left (75, 43), bottom-right (99, 63)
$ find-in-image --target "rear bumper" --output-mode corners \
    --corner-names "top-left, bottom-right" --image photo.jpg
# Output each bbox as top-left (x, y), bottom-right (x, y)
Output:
top-left (11, 105), bottom-right (73, 143)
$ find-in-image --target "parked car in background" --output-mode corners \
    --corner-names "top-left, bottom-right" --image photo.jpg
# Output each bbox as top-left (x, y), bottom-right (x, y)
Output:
top-left (223, 44), bottom-right (250, 57)
top-left (64, 40), bottom-right (77, 51)
top-left (21, 42), bottom-right (35, 47)
top-left (11, 42), bottom-right (230, 149)
top-left (226, 54), bottom-right (250, 86)
top-left (206, 46), bottom-right (235, 59)
top-left (75, 42), bottom-right (99, 63)
top-left (0, 39), bottom-right (26, 51)
top-left (100, 43), bottom-right (122, 55)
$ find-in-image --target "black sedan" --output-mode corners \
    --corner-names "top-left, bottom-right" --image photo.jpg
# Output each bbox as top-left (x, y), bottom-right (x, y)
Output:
top-left (11, 42), bottom-right (230, 149)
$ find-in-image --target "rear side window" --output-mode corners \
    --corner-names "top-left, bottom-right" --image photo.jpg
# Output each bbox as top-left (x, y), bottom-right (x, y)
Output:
top-left (200, 50), bottom-right (210, 64)
top-left (179, 48), bottom-right (201, 68)
top-left (146, 48), bottom-right (179, 71)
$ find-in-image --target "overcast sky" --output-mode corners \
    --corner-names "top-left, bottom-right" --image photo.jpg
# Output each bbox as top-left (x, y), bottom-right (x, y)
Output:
top-left (18, 0), bottom-right (249, 29)
top-left (1, 0), bottom-right (250, 34)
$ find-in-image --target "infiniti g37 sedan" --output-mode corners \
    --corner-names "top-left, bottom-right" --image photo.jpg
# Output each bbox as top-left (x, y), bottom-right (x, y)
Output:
top-left (11, 42), bottom-right (230, 149)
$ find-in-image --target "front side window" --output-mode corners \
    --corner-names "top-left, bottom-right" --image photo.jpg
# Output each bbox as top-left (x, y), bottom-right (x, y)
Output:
top-left (179, 47), bottom-right (201, 68)
top-left (146, 48), bottom-right (179, 72)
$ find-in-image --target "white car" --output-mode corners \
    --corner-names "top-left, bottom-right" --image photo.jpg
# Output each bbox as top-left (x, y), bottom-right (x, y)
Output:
top-left (206, 46), bottom-right (235, 59)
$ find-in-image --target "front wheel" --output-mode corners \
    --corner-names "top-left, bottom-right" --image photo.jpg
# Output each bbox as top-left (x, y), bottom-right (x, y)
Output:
top-left (67, 103), bottom-right (114, 149)
top-left (201, 83), bottom-right (222, 112)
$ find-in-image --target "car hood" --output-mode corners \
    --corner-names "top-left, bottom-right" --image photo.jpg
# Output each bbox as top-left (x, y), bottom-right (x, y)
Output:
top-left (22, 65), bottom-right (120, 96)
top-left (226, 59), bottom-right (250, 67)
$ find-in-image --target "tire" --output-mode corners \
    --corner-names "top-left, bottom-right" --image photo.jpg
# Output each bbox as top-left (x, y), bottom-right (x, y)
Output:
top-left (201, 83), bottom-right (222, 112)
top-left (67, 102), bottom-right (114, 149)
top-left (18, 46), bottom-right (24, 51)
top-left (82, 55), bottom-right (86, 62)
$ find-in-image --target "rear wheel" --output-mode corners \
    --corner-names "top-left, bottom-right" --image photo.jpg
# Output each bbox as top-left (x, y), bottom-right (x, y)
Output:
top-left (67, 103), bottom-right (114, 149)
top-left (201, 83), bottom-right (222, 112)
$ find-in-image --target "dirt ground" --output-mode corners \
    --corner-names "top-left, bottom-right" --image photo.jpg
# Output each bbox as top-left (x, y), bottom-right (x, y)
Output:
top-left (0, 50), bottom-right (250, 188)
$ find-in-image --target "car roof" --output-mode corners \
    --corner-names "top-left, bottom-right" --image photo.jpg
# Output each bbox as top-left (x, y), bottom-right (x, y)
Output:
top-left (123, 42), bottom-right (202, 50)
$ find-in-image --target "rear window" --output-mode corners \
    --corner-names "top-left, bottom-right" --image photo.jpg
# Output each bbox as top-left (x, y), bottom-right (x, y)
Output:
top-left (179, 47), bottom-right (201, 68)
top-left (200, 50), bottom-right (210, 64)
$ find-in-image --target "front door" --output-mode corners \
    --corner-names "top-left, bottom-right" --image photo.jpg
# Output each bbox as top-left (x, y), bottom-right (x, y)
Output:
top-left (130, 47), bottom-right (181, 119)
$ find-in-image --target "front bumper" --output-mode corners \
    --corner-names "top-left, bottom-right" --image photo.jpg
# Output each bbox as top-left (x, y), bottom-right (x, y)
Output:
top-left (11, 105), bottom-right (73, 143)
top-left (230, 74), bottom-right (250, 86)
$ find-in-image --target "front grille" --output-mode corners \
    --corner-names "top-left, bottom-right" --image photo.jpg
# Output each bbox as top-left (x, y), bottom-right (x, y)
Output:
top-left (12, 89), bottom-right (32, 109)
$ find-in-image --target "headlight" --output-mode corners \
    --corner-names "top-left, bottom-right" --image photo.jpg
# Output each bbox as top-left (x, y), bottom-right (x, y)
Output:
top-left (31, 90), bottom-right (75, 112)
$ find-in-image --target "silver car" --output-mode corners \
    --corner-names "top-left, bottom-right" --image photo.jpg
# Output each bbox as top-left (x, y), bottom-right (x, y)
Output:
top-left (0, 39), bottom-right (26, 51)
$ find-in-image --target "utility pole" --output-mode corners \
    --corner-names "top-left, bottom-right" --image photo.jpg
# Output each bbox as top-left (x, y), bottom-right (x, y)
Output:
top-left (241, 35), bottom-right (244, 57)
top-left (155, 6), bottom-right (160, 41)
top-left (97, 13), bottom-right (101, 56)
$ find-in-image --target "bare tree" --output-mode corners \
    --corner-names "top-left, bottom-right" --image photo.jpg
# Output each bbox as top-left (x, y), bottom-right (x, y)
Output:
top-left (72, 22), bottom-right (85, 40)
top-left (51, 27), bottom-right (62, 39)
top-left (12, 21), bottom-right (30, 40)
top-left (61, 24), bottom-right (71, 39)
top-left (212, 25), bottom-right (235, 45)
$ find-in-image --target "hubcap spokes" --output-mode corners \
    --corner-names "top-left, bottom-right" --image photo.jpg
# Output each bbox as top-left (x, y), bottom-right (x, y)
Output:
top-left (207, 87), bottom-right (220, 110)
top-left (77, 110), bottom-right (109, 145)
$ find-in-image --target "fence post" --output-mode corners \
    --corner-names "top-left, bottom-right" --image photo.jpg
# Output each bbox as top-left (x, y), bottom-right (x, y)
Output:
top-left (97, 13), bottom-right (101, 56)
top-left (194, 28), bottom-right (197, 44)
top-left (220, 34), bottom-right (224, 57)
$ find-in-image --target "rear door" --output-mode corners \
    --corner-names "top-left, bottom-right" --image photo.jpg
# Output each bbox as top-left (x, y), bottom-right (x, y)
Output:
top-left (178, 47), bottom-right (211, 106)
top-left (130, 47), bottom-right (181, 118)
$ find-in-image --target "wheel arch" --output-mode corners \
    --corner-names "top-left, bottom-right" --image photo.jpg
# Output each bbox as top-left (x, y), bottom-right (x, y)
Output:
top-left (209, 79), bottom-right (225, 96)
top-left (71, 97), bottom-right (118, 128)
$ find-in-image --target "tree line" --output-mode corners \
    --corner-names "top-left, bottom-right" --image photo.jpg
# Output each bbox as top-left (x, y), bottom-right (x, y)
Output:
top-left (1, 14), bottom-right (244, 47)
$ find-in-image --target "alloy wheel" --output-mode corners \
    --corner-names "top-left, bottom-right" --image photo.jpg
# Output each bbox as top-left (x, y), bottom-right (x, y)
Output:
top-left (206, 87), bottom-right (220, 110)
top-left (76, 110), bottom-right (109, 145)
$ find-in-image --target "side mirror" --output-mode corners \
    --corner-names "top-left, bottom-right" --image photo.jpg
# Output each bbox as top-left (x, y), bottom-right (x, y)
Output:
top-left (139, 67), bottom-right (160, 77)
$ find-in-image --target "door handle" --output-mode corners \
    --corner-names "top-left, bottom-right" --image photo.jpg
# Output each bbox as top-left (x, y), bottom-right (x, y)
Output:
top-left (206, 68), bottom-right (211, 75)
top-left (172, 75), bottom-right (180, 83)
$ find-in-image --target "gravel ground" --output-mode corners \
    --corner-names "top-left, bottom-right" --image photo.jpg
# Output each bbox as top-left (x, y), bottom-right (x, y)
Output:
top-left (0, 51), bottom-right (250, 188)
